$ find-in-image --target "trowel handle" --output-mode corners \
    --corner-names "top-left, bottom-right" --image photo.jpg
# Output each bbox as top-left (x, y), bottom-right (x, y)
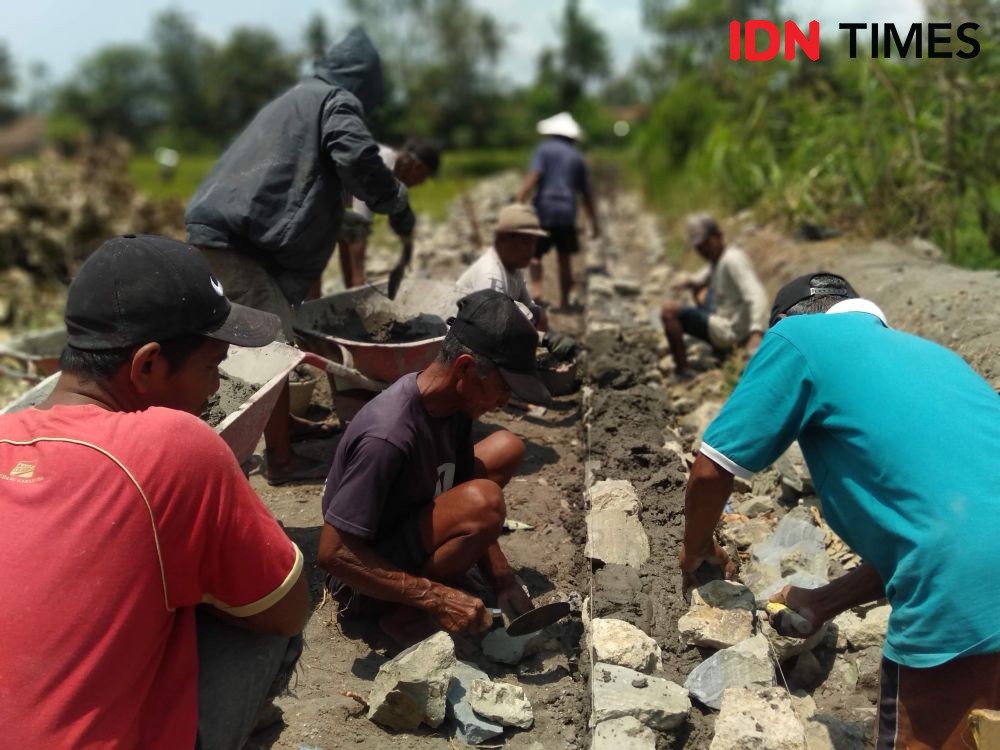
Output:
top-left (298, 352), bottom-right (388, 392)
top-left (764, 601), bottom-right (813, 635)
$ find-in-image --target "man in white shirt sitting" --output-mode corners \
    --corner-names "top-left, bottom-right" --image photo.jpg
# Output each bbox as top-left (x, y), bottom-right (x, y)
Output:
top-left (456, 203), bottom-right (575, 359)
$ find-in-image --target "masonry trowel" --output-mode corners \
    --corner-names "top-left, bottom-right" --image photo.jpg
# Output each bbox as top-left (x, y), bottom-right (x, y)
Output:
top-left (490, 601), bottom-right (572, 636)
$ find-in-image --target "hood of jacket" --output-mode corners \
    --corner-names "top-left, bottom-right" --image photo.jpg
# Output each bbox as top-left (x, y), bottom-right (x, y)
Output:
top-left (313, 27), bottom-right (385, 114)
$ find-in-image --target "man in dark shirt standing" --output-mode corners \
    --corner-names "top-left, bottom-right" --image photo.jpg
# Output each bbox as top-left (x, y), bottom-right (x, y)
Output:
top-left (317, 290), bottom-right (551, 644)
top-left (517, 112), bottom-right (600, 310)
top-left (185, 28), bottom-right (416, 486)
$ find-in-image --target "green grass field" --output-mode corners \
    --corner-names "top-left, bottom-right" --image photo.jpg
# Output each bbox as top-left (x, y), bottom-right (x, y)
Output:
top-left (128, 147), bottom-right (531, 221)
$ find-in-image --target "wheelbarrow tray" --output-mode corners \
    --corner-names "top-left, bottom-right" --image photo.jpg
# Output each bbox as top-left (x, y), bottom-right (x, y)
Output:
top-left (292, 279), bottom-right (462, 384)
top-left (0, 326), bottom-right (67, 380)
top-left (1, 341), bottom-right (304, 467)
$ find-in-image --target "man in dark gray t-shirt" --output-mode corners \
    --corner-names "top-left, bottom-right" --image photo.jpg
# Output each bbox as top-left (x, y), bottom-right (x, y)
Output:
top-left (318, 290), bottom-right (552, 645)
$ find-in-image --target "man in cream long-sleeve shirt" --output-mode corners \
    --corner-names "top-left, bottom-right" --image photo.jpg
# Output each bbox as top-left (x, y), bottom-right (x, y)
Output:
top-left (660, 214), bottom-right (769, 377)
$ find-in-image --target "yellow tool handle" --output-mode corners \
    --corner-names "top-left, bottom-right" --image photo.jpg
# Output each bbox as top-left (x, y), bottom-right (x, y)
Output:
top-left (764, 601), bottom-right (813, 635)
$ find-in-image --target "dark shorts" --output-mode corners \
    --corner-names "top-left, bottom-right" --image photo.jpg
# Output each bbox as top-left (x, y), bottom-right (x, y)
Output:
top-left (876, 652), bottom-right (1000, 749)
top-left (327, 517), bottom-right (431, 617)
top-left (535, 225), bottom-right (580, 257)
top-left (678, 305), bottom-right (712, 343)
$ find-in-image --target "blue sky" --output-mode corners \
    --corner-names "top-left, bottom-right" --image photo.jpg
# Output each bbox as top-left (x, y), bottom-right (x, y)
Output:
top-left (3, 0), bottom-right (924, 89)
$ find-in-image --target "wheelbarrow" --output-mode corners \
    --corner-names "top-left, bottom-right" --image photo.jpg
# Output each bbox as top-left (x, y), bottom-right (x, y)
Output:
top-left (0, 341), bottom-right (386, 467)
top-left (0, 326), bottom-right (67, 382)
top-left (293, 278), bottom-right (461, 421)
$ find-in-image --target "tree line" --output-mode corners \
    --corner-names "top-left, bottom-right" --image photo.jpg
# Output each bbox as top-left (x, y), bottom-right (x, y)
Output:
top-left (0, 0), bottom-right (618, 151)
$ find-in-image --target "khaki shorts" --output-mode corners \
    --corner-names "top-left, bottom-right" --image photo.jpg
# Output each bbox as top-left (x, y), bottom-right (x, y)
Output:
top-left (198, 246), bottom-right (295, 343)
top-left (337, 210), bottom-right (373, 244)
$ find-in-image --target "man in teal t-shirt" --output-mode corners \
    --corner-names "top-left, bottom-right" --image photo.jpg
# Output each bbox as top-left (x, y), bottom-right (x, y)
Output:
top-left (681, 272), bottom-right (1000, 750)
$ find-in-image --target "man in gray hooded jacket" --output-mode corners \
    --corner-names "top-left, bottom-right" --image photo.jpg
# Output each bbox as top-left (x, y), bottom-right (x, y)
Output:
top-left (186, 27), bottom-right (415, 485)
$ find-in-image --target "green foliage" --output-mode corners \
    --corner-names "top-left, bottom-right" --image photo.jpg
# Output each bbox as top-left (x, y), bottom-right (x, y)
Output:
top-left (633, 3), bottom-right (1000, 267)
top-left (52, 45), bottom-right (163, 145)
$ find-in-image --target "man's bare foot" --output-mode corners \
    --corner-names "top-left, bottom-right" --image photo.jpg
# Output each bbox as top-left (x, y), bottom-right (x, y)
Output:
top-left (289, 416), bottom-right (340, 443)
top-left (378, 606), bottom-right (441, 648)
top-left (265, 451), bottom-right (329, 486)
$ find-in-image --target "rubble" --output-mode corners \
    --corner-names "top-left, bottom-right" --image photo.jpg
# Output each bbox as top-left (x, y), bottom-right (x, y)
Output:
top-left (447, 661), bottom-right (504, 745)
top-left (677, 580), bottom-right (755, 649)
top-left (831, 606), bottom-right (890, 650)
top-left (587, 479), bottom-right (642, 512)
top-left (366, 632), bottom-right (455, 730)
top-left (468, 679), bottom-right (534, 729)
top-left (683, 634), bottom-right (774, 710)
top-left (589, 618), bottom-right (662, 673)
top-left (710, 687), bottom-right (807, 750)
top-left (481, 628), bottom-right (538, 666)
top-left (584, 503), bottom-right (650, 568)
top-left (791, 694), bottom-right (868, 750)
top-left (590, 663), bottom-right (690, 731)
top-left (743, 509), bottom-right (829, 596)
top-left (590, 716), bottom-right (656, 750)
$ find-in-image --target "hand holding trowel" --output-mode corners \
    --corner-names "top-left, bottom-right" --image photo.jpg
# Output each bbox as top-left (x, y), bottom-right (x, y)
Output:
top-left (387, 236), bottom-right (413, 299)
top-left (488, 579), bottom-right (572, 636)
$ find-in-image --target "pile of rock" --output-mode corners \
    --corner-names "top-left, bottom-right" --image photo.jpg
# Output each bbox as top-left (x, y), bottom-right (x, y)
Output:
top-left (365, 631), bottom-right (536, 745)
top-left (0, 140), bottom-right (184, 281)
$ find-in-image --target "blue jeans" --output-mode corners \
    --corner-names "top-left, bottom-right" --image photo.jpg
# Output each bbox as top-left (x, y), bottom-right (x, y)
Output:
top-left (195, 608), bottom-right (303, 750)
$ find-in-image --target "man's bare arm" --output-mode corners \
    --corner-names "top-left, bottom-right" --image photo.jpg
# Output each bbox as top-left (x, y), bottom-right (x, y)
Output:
top-left (680, 453), bottom-right (738, 588)
top-left (317, 523), bottom-right (489, 633)
top-left (778, 562), bottom-right (884, 621)
top-left (517, 172), bottom-right (540, 203)
top-left (581, 190), bottom-right (600, 237)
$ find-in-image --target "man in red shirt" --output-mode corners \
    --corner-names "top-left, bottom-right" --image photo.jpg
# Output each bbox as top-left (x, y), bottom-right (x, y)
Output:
top-left (0, 235), bottom-right (310, 749)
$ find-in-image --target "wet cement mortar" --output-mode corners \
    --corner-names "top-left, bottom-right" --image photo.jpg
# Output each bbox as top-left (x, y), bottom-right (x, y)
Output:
top-left (201, 372), bottom-right (259, 427)
top-left (581, 229), bottom-right (718, 747)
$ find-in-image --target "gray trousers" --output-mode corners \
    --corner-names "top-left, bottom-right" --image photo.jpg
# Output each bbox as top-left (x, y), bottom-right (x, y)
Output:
top-left (195, 608), bottom-right (303, 750)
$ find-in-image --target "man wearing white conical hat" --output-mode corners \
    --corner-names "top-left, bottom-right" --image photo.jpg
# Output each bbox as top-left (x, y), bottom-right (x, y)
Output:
top-left (517, 112), bottom-right (600, 310)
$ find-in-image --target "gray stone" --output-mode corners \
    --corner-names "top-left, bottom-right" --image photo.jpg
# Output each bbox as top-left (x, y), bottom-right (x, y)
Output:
top-left (684, 634), bottom-right (774, 710)
top-left (791, 694), bottom-right (868, 750)
top-left (446, 661), bottom-right (503, 745)
top-left (468, 679), bottom-right (533, 729)
top-left (367, 631), bottom-right (456, 730)
top-left (721, 516), bottom-right (774, 549)
top-left (832, 605), bottom-right (890, 650)
top-left (774, 442), bottom-right (813, 494)
top-left (678, 580), bottom-right (756, 649)
top-left (692, 580), bottom-right (757, 610)
top-left (710, 687), bottom-right (807, 750)
top-left (587, 479), bottom-right (641, 512)
top-left (744, 510), bottom-right (828, 596)
top-left (590, 717), bottom-right (656, 750)
top-left (590, 618), bottom-right (662, 673)
top-left (590, 663), bottom-right (690, 730)
top-left (481, 628), bottom-right (537, 665)
top-left (760, 618), bottom-right (829, 662)
top-left (585, 509), bottom-right (650, 568)
top-left (683, 401), bottom-right (723, 444)
top-left (738, 494), bottom-right (777, 517)
top-left (789, 651), bottom-right (824, 689)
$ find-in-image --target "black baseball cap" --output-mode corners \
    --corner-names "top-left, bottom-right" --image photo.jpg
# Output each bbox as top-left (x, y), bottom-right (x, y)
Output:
top-left (769, 272), bottom-right (859, 328)
top-left (65, 234), bottom-right (281, 350)
top-left (447, 290), bottom-right (552, 405)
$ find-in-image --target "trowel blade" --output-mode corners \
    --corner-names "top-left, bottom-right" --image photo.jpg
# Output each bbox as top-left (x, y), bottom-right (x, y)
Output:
top-left (505, 601), bottom-right (571, 636)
